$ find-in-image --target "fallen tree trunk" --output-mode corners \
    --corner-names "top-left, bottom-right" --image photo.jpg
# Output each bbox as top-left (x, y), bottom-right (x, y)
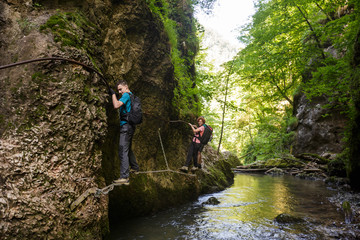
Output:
top-left (282, 157), bottom-right (307, 166)
top-left (233, 168), bottom-right (269, 172)
top-left (303, 168), bottom-right (322, 172)
top-left (295, 153), bottom-right (329, 164)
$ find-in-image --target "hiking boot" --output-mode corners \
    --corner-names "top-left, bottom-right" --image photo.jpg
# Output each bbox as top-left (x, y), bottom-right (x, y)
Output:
top-left (113, 178), bottom-right (129, 185)
top-left (130, 168), bottom-right (139, 174)
top-left (191, 167), bottom-right (199, 172)
top-left (179, 166), bottom-right (188, 172)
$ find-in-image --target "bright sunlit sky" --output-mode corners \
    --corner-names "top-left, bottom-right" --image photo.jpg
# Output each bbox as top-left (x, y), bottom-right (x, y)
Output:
top-left (195, 0), bottom-right (256, 51)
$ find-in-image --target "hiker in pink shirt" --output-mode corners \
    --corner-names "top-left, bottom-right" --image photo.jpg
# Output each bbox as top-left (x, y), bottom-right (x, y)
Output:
top-left (180, 116), bottom-right (205, 172)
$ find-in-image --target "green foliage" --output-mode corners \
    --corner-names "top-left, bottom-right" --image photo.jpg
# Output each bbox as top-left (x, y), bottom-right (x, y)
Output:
top-left (17, 18), bottom-right (36, 35)
top-left (147, 0), bottom-right (200, 117)
top-left (32, 2), bottom-right (43, 10)
top-left (300, 1), bottom-right (358, 114)
top-left (328, 158), bottom-right (347, 177)
top-left (40, 11), bottom-right (100, 53)
top-left (207, 0), bottom-right (360, 163)
top-left (303, 57), bottom-right (352, 106)
top-left (240, 108), bottom-right (296, 163)
top-left (31, 72), bottom-right (47, 84)
top-left (286, 116), bottom-right (298, 129)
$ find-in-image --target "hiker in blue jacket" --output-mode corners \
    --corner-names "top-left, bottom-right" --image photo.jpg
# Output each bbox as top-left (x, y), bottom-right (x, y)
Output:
top-left (109, 80), bottom-right (139, 185)
top-left (180, 116), bottom-right (206, 172)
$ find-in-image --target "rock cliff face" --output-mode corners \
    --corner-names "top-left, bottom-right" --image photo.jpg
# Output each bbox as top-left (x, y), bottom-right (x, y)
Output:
top-left (348, 27), bottom-right (360, 189)
top-left (0, 1), bottom-right (111, 239)
top-left (0, 1), bottom-right (237, 239)
top-left (291, 45), bottom-right (348, 158)
top-left (292, 93), bottom-right (347, 157)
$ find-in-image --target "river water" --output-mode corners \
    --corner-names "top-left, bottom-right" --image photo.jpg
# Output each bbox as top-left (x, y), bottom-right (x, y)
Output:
top-left (110, 173), bottom-right (349, 239)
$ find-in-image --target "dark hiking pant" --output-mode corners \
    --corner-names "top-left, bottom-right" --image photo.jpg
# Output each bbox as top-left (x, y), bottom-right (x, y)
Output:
top-left (119, 123), bottom-right (139, 179)
top-left (185, 141), bottom-right (201, 167)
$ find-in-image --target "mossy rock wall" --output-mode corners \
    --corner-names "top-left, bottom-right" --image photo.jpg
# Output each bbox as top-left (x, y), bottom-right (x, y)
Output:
top-left (348, 25), bottom-right (360, 190)
top-left (0, 1), bottom-right (239, 239)
top-left (0, 1), bottom-right (109, 239)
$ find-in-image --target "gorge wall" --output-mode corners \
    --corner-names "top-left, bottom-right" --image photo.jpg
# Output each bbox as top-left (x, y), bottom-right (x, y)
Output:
top-left (292, 93), bottom-right (347, 157)
top-left (291, 42), bottom-right (350, 159)
top-left (0, 1), bottom-right (238, 239)
top-left (348, 26), bottom-right (360, 189)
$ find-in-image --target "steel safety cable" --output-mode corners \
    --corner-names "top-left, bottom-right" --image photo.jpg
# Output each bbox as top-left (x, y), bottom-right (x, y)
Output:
top-left (0, 57), bottom-right (110, 89)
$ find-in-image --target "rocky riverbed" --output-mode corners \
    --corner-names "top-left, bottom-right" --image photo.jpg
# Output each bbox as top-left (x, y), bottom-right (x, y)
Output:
top-left (233, 154), bottom-right (360, 239)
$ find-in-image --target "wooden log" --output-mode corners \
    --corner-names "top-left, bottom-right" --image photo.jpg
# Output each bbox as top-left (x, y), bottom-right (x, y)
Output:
top-left (235, 165), bottom-right (251, 169)
top-left (318, 164), bottom-right (328, 171)
top-left (321, 172), bottom-right (328, 178)
top-left (234, 168), bottom-right (269, 172)
top-left (265, 168), bottom-right (284, 174)
top-left (282, 157), bottom-right (306, 165)
top-left (295, 153), bottom-right (329, 164)
top-left (303, 168), bottom-right (322, 172)
top-left (235, 163), bottom-right (267, 169)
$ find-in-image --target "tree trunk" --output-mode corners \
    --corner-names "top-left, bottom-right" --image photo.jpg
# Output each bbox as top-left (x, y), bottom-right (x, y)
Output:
top-left (217, 61), bottom-right (234, 154)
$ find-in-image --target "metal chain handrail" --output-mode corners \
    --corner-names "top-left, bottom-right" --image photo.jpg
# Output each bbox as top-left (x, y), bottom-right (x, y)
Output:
top-left (70, 128), bottom-right (196, 210)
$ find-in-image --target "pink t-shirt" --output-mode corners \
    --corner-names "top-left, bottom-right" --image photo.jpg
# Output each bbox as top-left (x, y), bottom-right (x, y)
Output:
top-left (192, 125), bottom-right (205, 143)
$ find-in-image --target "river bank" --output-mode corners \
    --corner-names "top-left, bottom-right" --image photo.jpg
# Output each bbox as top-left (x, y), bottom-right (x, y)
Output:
top-left (234, 154), bottom-right (360, 239)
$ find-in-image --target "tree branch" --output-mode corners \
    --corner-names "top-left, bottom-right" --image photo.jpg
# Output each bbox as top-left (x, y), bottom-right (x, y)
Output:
top-left (315, 2), bottom-right (333, 21)
top-left (268, 69), bottom-right (294, 105)
top-left (294, 3), bottom-right (326, 59)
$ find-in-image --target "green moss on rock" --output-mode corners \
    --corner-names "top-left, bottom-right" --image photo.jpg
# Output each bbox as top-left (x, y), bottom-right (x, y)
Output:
top-left (40, 11), bottom-right (100, 52)
top-left (108, 172), bottom-right (200, 221)
top-left (200, 154), bottom-right (239, 194)
top-left (328, 157), bottom-right (347, 177)
top-left (264, 157), bottom-right (303, 168)
top-left (265, 158), bottom-right (287, 168)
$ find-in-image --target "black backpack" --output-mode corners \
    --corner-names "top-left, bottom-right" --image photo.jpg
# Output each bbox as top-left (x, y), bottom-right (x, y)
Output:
top-left (199, 124), bottom-right (213, 145)
top-left (121, 93), bottom-right (143, 125)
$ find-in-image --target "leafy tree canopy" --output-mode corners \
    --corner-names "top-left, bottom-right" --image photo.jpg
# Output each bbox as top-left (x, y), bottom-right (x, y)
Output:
top-left (196, 0), bottom-right (360, 162)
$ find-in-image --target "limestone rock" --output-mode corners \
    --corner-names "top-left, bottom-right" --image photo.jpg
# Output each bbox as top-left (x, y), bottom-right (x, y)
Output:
top-left (203, 196), bottom-right (220, 205)
top-left (265, 167), bottom-right (284, 175)
top-left (292, 93), bottom-right (347, 156)
top-left (274, 213), bottom-right (305, 224)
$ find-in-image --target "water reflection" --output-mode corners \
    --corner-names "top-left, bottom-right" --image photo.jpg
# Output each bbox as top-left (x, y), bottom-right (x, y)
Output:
top-left (224, 174), bottom-right (293, 222)
top-left (110, 174), bottom-right (343, 239)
